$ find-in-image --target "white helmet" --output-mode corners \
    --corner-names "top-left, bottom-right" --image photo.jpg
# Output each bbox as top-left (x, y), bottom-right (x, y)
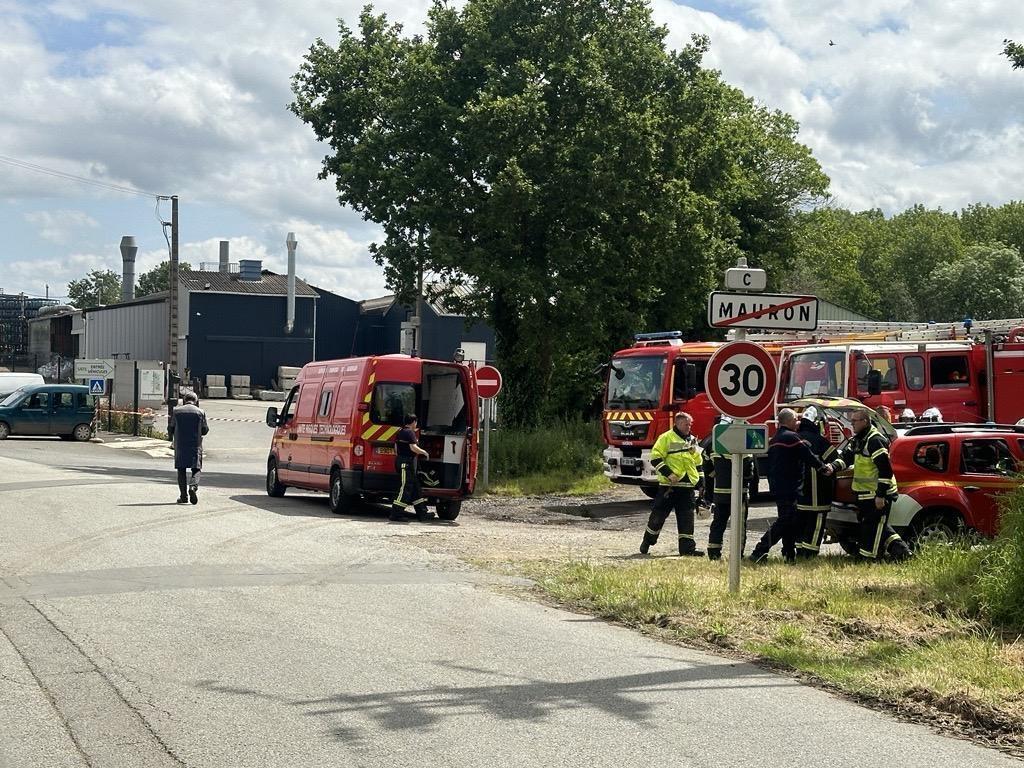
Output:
top-left (900, 408), bottom-right (916, 422)
top-left (801, 405), bottom-right (821, 424)
top-left (1016, 417), bottom-right (1024, 427)
top-left (922, 407), bottom-right (943, 422)
top-left (718, 415), bottom-right (733, 426)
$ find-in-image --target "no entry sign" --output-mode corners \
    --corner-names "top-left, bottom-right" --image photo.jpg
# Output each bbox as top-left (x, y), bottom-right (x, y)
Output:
top-left (704, 341), bottom-right (778, 420)
top-left (476, 365), bottom-right (503, 399)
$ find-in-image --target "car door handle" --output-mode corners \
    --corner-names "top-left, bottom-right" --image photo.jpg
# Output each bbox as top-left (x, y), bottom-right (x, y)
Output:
top-left (964, 485), bottom-right (980, 492)
top-left (963, 400), bottom-right (977, 406)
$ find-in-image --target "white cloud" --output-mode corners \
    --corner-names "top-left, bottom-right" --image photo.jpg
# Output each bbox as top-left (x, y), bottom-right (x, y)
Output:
top-left (23, 209), bottom-right (99, 244)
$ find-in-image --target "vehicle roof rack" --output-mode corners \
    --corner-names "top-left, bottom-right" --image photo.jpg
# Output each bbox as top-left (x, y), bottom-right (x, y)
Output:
top-left (901, 423), bottom-right (1024, 437)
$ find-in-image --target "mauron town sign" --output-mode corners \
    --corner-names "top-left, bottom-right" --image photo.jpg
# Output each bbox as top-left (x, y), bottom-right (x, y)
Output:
top-left (707, 291), bottom-right (819, 331)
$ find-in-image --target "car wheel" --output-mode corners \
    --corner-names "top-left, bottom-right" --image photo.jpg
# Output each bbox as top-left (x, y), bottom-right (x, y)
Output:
top-left (329, 469), bottom-right (356, 515)
top-left (435, 499), bottom-right (462, 521)
top-left (72, 423), bottom-right (92, 442)
top-left (641, 486), bottom-right (658, 500)
top-left (911, 511), bottom-right (960, 548)
top-left (266, 460), bottom-right (286, 498)
top-left (0, 422), bottom-right (9, 440)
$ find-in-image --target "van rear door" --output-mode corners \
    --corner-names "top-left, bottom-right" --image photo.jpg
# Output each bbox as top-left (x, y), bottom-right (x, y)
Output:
top-left (418, 363), bottom-right (477, 494)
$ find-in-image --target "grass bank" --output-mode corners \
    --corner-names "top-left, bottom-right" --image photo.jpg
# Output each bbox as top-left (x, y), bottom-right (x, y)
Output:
top-left (515, 488), bottom-right (1024, 753)
top-left (487, 419), bottom-right (608, 495)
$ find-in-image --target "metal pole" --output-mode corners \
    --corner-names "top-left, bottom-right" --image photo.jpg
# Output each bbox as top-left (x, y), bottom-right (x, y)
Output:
top-left (985, 329), bottom-right (996, 422)
top-left (482, 397), bottom-right (491, 489)
top-left (133, 361), bottom-right (140, 437)
top-left (728, 256), bottom-right (749, 594)
top-left (168, 196), bottom-right (179, 380)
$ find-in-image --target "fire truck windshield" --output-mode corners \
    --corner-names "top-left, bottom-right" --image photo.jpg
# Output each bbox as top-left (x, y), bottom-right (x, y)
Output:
top-left (782, 350), bottom-right (847, 401)
top-left (606, 356), bottom-right (664, 408)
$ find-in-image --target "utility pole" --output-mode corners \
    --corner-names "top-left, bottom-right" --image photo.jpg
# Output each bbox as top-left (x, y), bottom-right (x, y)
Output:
top-left (168, 196), bottom-right (179, 381)
top-left (412, 230), bottom-right (424, 358)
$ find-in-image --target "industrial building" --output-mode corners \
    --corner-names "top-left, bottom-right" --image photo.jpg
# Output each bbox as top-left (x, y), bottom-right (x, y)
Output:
top-left (1, 291), bottom-right (58, 368)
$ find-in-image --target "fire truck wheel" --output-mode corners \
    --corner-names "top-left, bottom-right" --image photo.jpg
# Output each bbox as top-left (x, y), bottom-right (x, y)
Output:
top-left (641, 487), bottom-right (658, 500)
top-left (266, 460), bottom-right (287, 498)
top-left (329, 469), bottom-right (356, 515)
top-left (435, 499), bottom-right (462, 521)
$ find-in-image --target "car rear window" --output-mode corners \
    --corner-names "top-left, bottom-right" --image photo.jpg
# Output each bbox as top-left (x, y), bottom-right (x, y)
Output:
top-left (913, 441), bottom-right (949, 473)
top-left (961, 438), bottom-right (1014, 475)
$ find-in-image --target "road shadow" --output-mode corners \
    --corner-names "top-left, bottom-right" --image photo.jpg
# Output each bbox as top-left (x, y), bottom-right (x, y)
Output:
top-left (196, 661), bottom-right (791, 742)
top-left (229, 493), bottom-right (460, 528)
top-left (544, 498), bottom-right (652, 520)
top-left (57, 464), bottom-right (265, 491)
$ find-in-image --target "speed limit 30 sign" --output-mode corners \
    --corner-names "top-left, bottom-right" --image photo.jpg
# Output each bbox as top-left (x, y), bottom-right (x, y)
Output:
top-left (704, 341), bottom-right (778, 419)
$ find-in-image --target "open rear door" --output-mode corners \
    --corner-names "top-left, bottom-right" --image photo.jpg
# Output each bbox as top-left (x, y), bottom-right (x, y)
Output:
top-left (418, 363), bottom-right (478, 495)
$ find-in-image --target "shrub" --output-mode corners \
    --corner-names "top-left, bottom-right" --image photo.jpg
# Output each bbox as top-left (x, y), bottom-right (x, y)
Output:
top-left (976, 485), bottom-right (1024, 629)
top-left (490, 419), bottom-right (603, 480)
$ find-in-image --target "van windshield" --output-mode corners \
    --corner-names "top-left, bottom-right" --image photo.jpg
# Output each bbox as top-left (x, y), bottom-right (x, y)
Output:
top-left (0, 387), bottom-right (29, 407)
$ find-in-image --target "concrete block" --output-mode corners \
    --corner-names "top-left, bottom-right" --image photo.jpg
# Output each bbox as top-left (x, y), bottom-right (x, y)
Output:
top-left (255, 390), bottom-right (286, 401)
top-left (206, 386), bottom-right (228, 398)
top-left (206, 374), bottom-right (225, 387)
top-left (277, 366), bottom-right (301, 378)
top-left (229, 375), bottom-right (250, 387)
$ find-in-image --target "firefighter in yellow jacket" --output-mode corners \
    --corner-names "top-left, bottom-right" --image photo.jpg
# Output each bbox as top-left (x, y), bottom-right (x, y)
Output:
top-left (640, 412), bottom-right (704, 556)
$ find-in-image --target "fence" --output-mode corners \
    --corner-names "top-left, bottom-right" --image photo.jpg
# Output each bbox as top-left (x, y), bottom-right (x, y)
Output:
top-left (99, 402), bottom-right (165, 440)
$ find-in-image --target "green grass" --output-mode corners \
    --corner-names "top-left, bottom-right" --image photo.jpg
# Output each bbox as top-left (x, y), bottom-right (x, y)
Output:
top-left (486, 419), bottom-right (605, 495)
top-left (516, 544), bottom-right (1024, 741)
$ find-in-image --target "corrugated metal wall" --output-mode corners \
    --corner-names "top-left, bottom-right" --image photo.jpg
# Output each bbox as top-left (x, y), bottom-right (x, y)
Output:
top-left (84, 300), bottom-right (168, 361)
top-left (817, 299), bottom-right (873, 322)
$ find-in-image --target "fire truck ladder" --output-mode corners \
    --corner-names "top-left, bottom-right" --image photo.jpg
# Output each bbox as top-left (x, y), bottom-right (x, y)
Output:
top-left (739, 318), bottom-right (1024, 343)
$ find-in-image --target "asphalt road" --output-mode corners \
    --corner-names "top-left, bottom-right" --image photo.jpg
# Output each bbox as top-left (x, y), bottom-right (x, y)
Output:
top-left (0, 401), bottom-right (1016, 767)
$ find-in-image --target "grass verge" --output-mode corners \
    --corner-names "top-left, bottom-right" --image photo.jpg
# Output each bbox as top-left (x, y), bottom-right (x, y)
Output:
top-left (518, 550), bottom-right (1024, 753)
top-left (487, 419), bottom-right (605, 495)
top-left (486, 471), bottom-right (611, 496)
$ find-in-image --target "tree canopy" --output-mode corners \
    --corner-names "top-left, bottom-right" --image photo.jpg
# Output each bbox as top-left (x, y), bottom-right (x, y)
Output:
top-left (292, 0), bottom-right (827, 422)
top-left (67, 270), bottom-right (121, 308)
top-left (1005, 39), bottom-right (1024, 69)
top-left (136, 261), bottom-right (192, 297)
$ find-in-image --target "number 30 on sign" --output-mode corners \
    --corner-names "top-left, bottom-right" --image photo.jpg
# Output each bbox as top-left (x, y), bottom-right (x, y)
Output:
top-left (704, 341), bottom-right (779, 420)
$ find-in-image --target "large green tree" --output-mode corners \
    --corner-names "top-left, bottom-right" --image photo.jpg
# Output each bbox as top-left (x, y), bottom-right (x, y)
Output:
top-left (136, 261), bottom-right (192, 297)
top-left (920, 243), bottom-right (1024, 321)
top-left (67, 269), bottom-right (121, 308)
top-left (291, 0), bottom-right (827, 422)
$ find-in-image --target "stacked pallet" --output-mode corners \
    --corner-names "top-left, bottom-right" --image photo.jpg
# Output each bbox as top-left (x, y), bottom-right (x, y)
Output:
top-left (230, 374), bottom-right (252, 400)
top-left (205, 374), bottom-right (227, 399)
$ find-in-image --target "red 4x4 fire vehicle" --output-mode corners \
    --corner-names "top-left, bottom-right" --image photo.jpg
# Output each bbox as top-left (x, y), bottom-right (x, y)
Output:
top-left (825, 422), bottom-right (1024, 550)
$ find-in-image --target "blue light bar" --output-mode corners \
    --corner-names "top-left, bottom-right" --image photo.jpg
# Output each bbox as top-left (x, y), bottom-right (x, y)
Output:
top-left (633, 331), bottom-right (683, 342)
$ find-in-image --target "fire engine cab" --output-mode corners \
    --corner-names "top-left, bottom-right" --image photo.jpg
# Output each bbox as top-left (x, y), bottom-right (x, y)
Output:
top-left (600, 331), bottom-right (798, 495)
top-left (265, 355), bottom-right (479, 520)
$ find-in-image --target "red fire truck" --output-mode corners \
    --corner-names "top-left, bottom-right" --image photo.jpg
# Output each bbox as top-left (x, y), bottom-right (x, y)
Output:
top-left (600, 331), bottom-right (799, 495)
top-left (265, 354), bottom-right (479, 519)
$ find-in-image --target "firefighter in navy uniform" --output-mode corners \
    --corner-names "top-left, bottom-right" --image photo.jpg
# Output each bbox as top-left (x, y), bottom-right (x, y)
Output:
top-left (795, 406), bottom-right (837, 558)
top-left (824, 408), bottom-right (911, 561)
top-left (640, 412), bottom-right (704, 556)
top-left (703, 417), bottom-right (754, 561)
top-left (391, 414), bottom-right (435, 522)
top-left (749, 408), bottom-right (825, 563)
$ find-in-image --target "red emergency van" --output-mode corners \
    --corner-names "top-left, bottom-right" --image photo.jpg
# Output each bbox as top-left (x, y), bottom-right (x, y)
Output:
top-left (265, 355), bottom-right (479, 519)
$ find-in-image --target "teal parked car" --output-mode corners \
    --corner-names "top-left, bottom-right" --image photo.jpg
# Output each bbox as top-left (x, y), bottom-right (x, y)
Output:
top-left (0, 385), bottom-right (95, 441)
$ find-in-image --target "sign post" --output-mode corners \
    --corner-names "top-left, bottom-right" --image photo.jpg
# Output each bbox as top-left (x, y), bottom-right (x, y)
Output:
top-left (476, 365), bottom-right (502, 489)
top-left (705, 258), bottom-right (781, 593)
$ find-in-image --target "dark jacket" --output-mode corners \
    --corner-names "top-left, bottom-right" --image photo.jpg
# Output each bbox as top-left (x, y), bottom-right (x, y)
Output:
top-left (169, 403), bottom-right (209, 470)
top-left (702, 448), bottom-right (754, 502)
top-left (767, 425), bottom-right (823, 501)
top-left (796, 418), bottom-right (836, 511)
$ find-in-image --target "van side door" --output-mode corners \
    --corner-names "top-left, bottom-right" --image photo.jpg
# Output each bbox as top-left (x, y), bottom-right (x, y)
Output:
top-left (19, 391), bottom-right (51, 435)
top-left (308, 379), bottom-right (337, 490)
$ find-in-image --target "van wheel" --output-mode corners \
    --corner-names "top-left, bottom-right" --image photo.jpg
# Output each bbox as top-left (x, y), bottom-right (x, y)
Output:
top-left (329, 470), bottom-right (356, 515)
top-left (266, 460), bottom-right (286, 498)
top-left (0, 422), bottom-right (9, 440)
top-left (435, 499), bottom-right (462, 521)
top-left (72, 423), bottom-right (92, 442)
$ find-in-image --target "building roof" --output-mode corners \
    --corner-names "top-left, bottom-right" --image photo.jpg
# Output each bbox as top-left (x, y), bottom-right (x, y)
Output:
top-left (360, 283), bottom-right (476, 318)
top-left (81, 292), bottom-right (169, 313)
top-left (180, 270), bottom-right (318, 297)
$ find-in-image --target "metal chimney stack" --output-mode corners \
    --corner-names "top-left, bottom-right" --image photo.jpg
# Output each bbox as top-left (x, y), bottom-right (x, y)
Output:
top-left (285, 232), bottom-right (297, 334)
top-left (219, 240), bottom-right (230, 274)
top-left (120, 236), bottom-right (138, 302)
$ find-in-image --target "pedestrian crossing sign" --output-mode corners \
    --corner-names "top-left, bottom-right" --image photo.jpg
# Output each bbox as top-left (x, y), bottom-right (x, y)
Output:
top-left (89, 378), bottom-right (106, 395)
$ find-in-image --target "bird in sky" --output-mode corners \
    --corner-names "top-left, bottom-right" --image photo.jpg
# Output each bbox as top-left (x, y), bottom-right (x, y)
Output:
top-left (829, 39), bottom-right (836, 46)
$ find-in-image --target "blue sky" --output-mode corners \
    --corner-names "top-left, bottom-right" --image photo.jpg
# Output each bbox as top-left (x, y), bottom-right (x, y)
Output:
top-left (1, 0), bottom-right (1021, 301)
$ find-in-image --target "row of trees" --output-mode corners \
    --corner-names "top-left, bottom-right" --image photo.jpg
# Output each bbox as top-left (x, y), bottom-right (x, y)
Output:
top-left (67, 262), bottom-right (190, 308)
top-left (782, 203), bottom-right (1024, 323)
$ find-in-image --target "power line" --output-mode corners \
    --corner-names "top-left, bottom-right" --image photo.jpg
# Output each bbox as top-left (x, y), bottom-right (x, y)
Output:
top-left (0, 153), bottom-right (165, 198)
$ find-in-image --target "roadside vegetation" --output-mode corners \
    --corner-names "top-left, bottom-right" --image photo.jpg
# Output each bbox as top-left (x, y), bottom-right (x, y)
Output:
top-left (487, 419), bottom-right (607, 495)
top-left (513, 487), bottom-right (1024, 752)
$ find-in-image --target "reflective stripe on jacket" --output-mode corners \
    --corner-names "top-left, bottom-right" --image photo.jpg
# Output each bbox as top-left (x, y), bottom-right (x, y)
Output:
top-left (834, 426), bottom-right (898, 500)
